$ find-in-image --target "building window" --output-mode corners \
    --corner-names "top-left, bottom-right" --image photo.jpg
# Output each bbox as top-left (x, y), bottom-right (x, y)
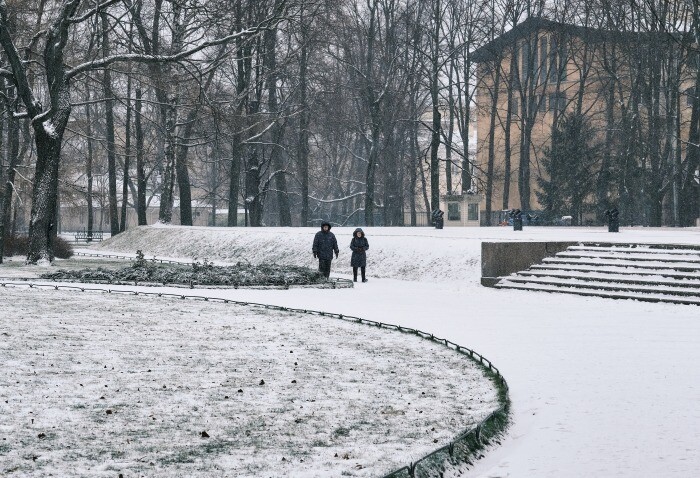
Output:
top-left (686, 87), bottom-right (696, 107)
top-left (447, 202), bottom-right (460, 221)
top-left (559, 43), bottom-right (568, 81)
top-left (539, 38), bottom-right (548, 83)
top-left (520, 39), bottom-right (539, 82)
top-left (528, 95), bottom-right (546, 114)
top-left (521, 41), bottom-right (530, 81)
top-left (549, 36), bottom-right (567, 82)
top-left (549, 37), bottom-right (558, 83)
top-left (468, 203), bottom-right (479, 221)
top-left (549, 92), bottom-right (566, 113)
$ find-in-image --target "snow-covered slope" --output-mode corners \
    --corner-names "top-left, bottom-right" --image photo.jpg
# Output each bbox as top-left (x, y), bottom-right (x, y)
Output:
top-left (92, 224), bottom-right (700, 283)
top-left (93, 225), bottom-right (483, 282)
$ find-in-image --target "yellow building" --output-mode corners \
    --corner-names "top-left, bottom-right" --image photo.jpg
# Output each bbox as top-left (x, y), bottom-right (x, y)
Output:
top-left (472, 17), bottom-right (696, 226)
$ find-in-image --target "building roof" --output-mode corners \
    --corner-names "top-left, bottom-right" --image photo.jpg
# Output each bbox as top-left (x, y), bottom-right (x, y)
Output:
top-left (471, 16), bottom-right (682, 63)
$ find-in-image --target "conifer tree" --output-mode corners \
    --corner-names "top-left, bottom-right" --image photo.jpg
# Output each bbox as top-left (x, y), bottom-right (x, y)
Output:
top-left (537, 113), bottom-right (601, 225)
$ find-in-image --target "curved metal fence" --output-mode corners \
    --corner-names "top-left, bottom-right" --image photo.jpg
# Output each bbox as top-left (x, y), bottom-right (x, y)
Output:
top-left (0, 266), bottom-right (510, 477)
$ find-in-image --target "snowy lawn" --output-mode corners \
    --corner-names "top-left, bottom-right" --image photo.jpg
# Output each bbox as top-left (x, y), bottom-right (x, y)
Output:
top-left (0, 285), bottom-right (499, 477)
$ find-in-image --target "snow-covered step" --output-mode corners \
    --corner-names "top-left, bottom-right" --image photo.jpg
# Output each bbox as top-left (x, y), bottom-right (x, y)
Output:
top-left (517, 269), bottom-right (700, 289)
top-left (493, 242), bottom-right (700, 305)
top-left (529, 263), bottom-right (700, 280)
top-left (541, 256), bottom-right (700, 272)
top-left (501, 276), bottom-right (700, 298)
top-left (494, 280), bottom-right (700, 306)
top-left (555, 250), bottom-right (700, 263)
top-left (569, 245), bottom-right (700, 257)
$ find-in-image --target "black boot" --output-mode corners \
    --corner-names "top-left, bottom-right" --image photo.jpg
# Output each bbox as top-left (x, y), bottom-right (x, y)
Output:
top-left (361, 267), bottom-right (367, 282)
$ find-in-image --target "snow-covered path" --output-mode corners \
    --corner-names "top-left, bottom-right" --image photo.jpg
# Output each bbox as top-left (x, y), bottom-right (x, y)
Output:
top-left (165, 276), bottom-right (700, 478)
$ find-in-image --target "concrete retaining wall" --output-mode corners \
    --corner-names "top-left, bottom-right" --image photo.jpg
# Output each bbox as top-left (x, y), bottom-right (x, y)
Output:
top-left (481, 241), bottom-right (578, 287)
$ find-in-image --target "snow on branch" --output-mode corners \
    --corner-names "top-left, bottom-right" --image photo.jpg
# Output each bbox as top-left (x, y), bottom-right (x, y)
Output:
top-left (309, 192), bottom-right (366, 204)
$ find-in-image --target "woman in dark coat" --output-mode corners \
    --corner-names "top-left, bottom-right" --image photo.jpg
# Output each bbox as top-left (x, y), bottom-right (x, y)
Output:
top-left (349, 228), bottom-right (369, 282)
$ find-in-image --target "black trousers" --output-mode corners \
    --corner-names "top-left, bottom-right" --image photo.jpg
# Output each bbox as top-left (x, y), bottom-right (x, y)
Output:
top-left (352, 266), bottom-right (366, 281)
top-left (318, 259), bottom-right (332, 278)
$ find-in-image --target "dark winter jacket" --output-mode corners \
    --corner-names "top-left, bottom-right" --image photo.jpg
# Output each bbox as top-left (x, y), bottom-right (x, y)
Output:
top-left (349, 228), bottom-right (369, 268)
top-left (312, 222), bottom-right (339, 261)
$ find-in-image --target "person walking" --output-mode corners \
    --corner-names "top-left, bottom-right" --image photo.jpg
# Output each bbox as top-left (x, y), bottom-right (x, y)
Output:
top-left (312, 222), bottom-right (339, 279)
top-left (349, 227), bottom-right (369, 282)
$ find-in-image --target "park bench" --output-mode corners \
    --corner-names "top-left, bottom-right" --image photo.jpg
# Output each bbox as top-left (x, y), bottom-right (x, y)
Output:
top-left (74, 230), bottom-right (104, 243)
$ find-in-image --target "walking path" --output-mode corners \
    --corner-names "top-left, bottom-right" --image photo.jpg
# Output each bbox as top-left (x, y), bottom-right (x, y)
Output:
top-left (183, 276), bottom-right (700, 478)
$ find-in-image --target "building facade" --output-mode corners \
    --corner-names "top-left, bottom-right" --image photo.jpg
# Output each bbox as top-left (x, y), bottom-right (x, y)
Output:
top-left (472, 17), bottom-right (698, 226)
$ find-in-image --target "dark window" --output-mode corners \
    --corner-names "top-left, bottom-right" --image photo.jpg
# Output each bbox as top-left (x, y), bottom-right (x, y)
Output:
top-left (686, 87), bottom-right (696, 107)
top-left (468, 203), bottom-right (479, 221)
top-left (531, 38), bottom-right (538, 81)
top-left (447, 202), bottom-right (460, 221)
top-left (549, 92), bottom-right (566, 113)
top-left (521, 41), bottom-right (530, 81)
top-left (559, 44), bottom-right (568, 81)
top-left (528, 95), bottom-right (546, 114)
top-left (549, 37), bottom-right (558, 83)
top-left (539, 38), bottom-right (548, 82)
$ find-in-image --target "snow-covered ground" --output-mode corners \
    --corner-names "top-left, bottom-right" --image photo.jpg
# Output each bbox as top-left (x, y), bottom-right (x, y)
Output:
top-left (5, 224), bottom-right (700, 477)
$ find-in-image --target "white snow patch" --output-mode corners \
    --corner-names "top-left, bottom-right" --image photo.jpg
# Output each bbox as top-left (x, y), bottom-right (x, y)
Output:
top-left (42, 119), bottom-right (57, 138)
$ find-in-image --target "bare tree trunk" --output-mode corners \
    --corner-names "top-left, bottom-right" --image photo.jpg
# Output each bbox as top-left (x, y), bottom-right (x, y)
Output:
top-left (27, 120), bottom-right (66, 264)
top-left (158, 98), bottom-right (177, 223)
top-left (297, 13), bottom-right (310, 226)
top-left (486, 60), bottom-right (502, 225)
top-left (175, 122), bottom-right (193, 225)
top-left (228, 0), bottom-right (249, 227)
top-left (264, 1), bottom-right (291, 226)
top-left (365, 114), bottom-right (380, 226)
top-left (84, 92), bottom-right (95, 236)
top-left (0, 100), bottom-right (20, 262)
top-left (246, 147), bottom-right (262, 227)
top-left (120, 75), bottom-right (132, 232)
top-left (409, 120), bottom-right (418, 226)
top-left (503, 53), bottom-right (515, 210)
top-left (135, 87), bottom-right (148, 226)
top-left (363, 1), bottom-right (380, 227)
top-left (228, 134), bottom-right (241, 227)
top-left (101, 11), bottom-right (119, 236)
top-left (428, 0), bottom-right (442, 213)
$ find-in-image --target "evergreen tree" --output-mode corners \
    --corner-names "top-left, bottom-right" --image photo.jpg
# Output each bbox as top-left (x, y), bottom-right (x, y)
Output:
top-left (537, 113), bottom-right (601, 225)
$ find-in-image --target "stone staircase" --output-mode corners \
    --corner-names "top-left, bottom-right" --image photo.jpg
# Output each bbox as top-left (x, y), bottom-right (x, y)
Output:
top-left (494, 243), bottom-right (700, 305)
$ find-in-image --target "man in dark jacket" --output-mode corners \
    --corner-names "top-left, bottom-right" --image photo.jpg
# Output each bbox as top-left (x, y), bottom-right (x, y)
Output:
top-left (312, 222), bottom-right (339, 278)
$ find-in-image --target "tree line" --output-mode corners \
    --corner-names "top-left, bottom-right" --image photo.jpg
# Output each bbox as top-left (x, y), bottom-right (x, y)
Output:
top-left (0, 0), bottom-right (699, 264)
